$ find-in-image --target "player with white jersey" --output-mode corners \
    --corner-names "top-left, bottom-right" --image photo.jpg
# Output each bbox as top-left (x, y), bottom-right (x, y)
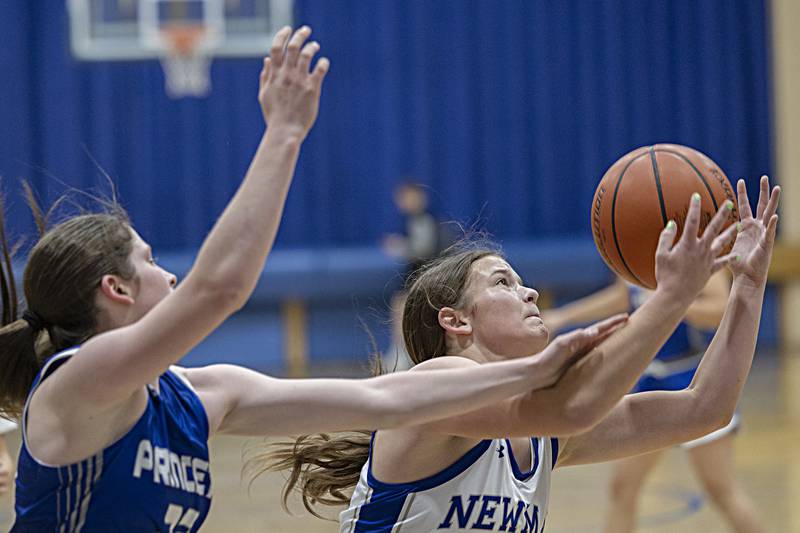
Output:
top-left (257, 178), bottom-right (778, 533)
top-left (1, 27), bottom-right (628, 532)
top-left (340, 436), bottom-right (557, 532)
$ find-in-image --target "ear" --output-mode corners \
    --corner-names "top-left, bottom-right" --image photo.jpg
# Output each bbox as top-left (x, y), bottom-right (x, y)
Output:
top-left (99, 274), bottom-right (135, 306)
top-left (438, 307), bottom-right (472, 336)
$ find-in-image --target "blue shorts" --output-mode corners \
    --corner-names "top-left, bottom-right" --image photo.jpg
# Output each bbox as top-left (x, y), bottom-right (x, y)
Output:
top-left (632, 352), bottom-right (702, 393)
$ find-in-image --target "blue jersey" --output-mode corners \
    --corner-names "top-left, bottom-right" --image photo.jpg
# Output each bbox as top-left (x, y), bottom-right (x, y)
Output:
top-left (627, 284), bottom-right (715, 362)
top-left (13, 348), bottom-right (212, 532)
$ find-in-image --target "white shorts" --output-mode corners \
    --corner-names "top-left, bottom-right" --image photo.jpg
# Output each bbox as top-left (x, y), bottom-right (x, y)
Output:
top-left (680, 411), bottom-right (740, 450)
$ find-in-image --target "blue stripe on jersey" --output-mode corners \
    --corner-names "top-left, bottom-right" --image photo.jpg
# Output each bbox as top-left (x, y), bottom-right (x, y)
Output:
top-left (550, 438), bottom-right (559, 468)
top-left (507, 438), bottom-right (540, 481)
top-left (355, 435), bottom-right (493, 532)
top-left (365, 434), bottom-right (492, 493)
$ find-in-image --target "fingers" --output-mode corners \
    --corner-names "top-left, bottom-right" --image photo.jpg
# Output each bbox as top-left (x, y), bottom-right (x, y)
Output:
top-left (755, 175), bottom-right (770, 220)
top-left (762, 182), bottom-right (781, 222)
top-left (285, 26), bottom-right (312, 67)
top-left (700, 199), bottom-right (735, 246)
top-left (269, 26), bottom-right (292, 68)
top-left (681, 193), bottom-right (703, 242)
top-left (311, 57), bottom-right (330, 89)
top-left (297, 40), bottom-right (320, 72)
top-left (656, 219), bottom-right (678, 257)
top-left (259, 57), bottom-right (270, 90)
top-left (709, 219), bottom-right (739, 256)
top-left (591, 313), bottom-right (629, 335)
top-left (737, 179), bottom-right (753, 220)
top-left (761, 214), bottom-right (779, 251)
top-left (712, 251), bottom-right (739, 272)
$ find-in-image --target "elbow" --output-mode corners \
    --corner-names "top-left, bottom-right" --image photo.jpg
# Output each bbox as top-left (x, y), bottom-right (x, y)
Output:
top-left (690, 390), bottom-right (735, 436)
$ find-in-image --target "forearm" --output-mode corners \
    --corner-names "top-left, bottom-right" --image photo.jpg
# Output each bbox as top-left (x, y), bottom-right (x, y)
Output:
top-left (542, 289), bottom-right (691, 428)
top-left (189, 128), bottom-right (302, 305)
top-left (217, 356), bottom-right (551, 436)
top-left (689, 280), bottom-right (765, 422)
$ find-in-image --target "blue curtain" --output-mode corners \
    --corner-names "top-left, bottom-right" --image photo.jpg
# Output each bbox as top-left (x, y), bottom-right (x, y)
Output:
top-left (0, 0), bottom-right (772, 251)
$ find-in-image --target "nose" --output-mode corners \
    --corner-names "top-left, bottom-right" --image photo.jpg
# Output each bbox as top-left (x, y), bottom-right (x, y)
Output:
top-left (521, 286), bottom-right (539, 303)
top-left (165, 270), bottom-right (178, 288)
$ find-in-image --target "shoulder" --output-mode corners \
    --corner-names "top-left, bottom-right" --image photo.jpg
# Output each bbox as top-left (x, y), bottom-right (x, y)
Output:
top-left (409, 356), bottom-right (479, 372)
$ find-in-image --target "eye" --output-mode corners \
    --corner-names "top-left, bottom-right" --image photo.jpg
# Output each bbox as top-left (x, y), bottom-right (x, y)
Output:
top-left (495, 278), bottom-right (508, 286)
top-left (148, 256), bottom-right (158, 265)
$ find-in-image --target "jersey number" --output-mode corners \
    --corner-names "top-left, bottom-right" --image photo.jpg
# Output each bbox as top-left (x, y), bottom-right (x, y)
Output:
top-left (164, 503), bottom-right (200, 532)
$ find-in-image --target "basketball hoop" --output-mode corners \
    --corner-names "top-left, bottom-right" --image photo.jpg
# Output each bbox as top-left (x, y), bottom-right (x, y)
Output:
top-left (159, 24), bottom-right (212, 98)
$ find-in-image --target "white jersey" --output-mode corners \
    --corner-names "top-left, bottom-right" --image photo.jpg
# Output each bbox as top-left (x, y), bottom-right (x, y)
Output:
top-left (340, 435), bottom-right (558, 533)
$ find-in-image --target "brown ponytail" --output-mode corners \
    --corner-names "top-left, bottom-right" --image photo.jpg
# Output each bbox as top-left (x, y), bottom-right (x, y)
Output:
top-left (246, 241), bottom-right (502, 516)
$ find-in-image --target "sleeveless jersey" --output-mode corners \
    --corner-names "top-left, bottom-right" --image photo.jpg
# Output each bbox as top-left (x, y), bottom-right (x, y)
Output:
top-left (13, 348), bottom-right (212, 532)
top-left (340, 435), bottom-right (558, 533)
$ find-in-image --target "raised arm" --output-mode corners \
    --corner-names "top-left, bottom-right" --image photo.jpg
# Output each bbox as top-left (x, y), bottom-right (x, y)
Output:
top-left (411, 194), bottom-right (741, 437)
top-left (556, 176), bottom-right (779, 466)
top-left (45, 27), bottom-right (329, 409)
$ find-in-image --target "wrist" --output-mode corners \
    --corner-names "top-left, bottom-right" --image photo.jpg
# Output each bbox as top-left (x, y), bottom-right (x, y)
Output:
top-left (648, 286), bottom-right (694, 316)
top-left (263, 123), bottom-right (307, 146)
top-left (730, 277), bottom-right (767, 299)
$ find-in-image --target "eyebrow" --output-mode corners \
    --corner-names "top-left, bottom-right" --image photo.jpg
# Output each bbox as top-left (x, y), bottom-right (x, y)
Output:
top-left (490, 268), bottom-right (524, 286)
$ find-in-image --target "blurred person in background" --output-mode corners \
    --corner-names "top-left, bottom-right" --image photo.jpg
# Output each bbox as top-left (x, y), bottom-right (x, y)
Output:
top-left (544, 270), bottom-right (764, 533)
top-left (383, 181), bottom-right (453, 370)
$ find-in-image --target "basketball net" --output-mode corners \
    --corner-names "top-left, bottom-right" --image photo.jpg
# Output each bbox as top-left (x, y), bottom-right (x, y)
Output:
top-left (159, 24), bottom-right (212, 98)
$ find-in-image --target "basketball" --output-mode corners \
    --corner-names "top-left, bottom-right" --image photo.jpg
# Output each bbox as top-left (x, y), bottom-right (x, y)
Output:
top-left (591, 144), bottom-right (738, 289)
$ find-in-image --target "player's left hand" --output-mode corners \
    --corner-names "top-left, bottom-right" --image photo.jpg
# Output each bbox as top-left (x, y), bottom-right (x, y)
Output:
top-left (535, 313), bottom-right (629, 387)
top-left (728, 175), bottom-right (780, 289)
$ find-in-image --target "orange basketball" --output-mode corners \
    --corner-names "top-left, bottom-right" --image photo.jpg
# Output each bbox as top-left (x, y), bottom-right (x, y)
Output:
top-left (591, 144), bottom-right (738, 289)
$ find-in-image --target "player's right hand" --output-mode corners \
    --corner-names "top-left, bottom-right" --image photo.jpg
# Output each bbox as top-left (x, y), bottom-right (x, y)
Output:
top-left (653, 193), bottom-right (739, 305)
top-left (258, 26), bottom-right (330, 139)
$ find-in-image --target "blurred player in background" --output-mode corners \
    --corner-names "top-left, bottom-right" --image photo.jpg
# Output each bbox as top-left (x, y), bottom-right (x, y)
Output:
top-left (256, 179), bottom-right (778, 532)
top-left (545, 270), bottom-right (764, 533)
top-left (383, 181), bottom-right (453, 370)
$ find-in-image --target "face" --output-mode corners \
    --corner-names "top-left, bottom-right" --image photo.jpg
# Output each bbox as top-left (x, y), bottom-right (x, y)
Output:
top-left (458, 255), bottom-right (548, 358)
top-left (395, 186), bottom-right (427, 214)
top-left (126, 228), bottom-right (177, 320)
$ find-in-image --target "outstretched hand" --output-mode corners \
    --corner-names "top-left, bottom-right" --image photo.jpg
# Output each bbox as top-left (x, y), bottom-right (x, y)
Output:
top-left (258, 26), bottom-right (330, 138)
top-left (728, 176), bottom-right (780, 289)
top-left (653, 193), bottom-right (740, 304)
top-left (535, 314), bottom-right (629, 387)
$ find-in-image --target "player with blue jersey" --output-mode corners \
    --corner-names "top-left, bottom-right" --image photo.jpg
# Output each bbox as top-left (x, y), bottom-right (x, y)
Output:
top-left (0, 27), bottom-right (635, 532)
top-left (257, 178), bottom-right (778, 533)
top-left (545, 271), bottom-right (764, 533)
